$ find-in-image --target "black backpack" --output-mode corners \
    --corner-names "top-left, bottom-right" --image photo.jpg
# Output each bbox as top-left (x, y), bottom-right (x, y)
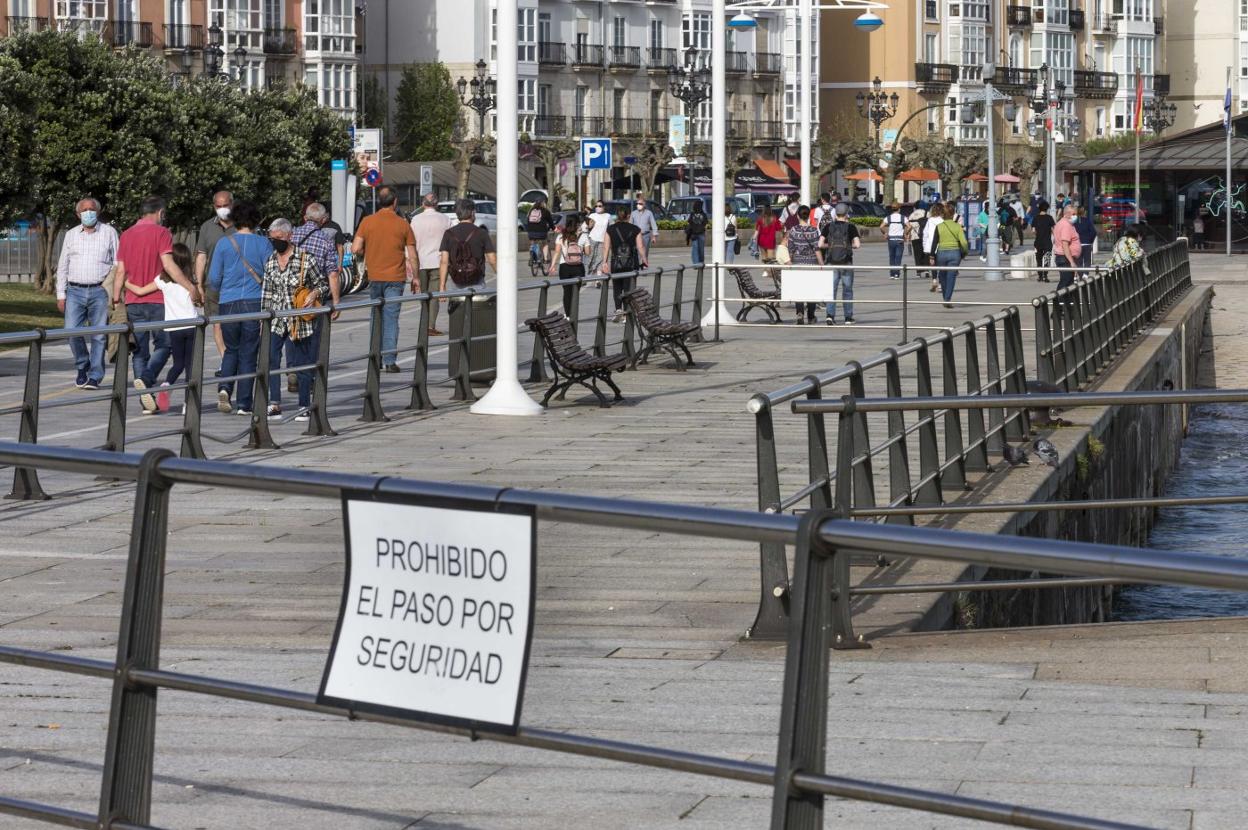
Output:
top-left (448, 227), bottom-right (484, 286)
top-left (609, 227), bottom-right (639, 272)
top-left (687, 212), bottom-right (707, 236)
top-left (825, 221), bottom-right (851, 264)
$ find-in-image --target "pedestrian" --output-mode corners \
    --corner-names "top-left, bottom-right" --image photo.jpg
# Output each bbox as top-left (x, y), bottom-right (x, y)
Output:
top-left (439, 198), bottom-right (497, 294)
top-left (260, 218), bottom-right (330, 422)
top-left (783, 204), bottom-right (820, 324)
top-left (755, 206), bottom-right (782, 262)
top-left (1031, 200), bottom-right (1055, 282)
top-left (781, 191), bottom-right (802, 231)
top-left (811, 193), bottom-right (833, 228)
top-left (352, 186), bottom-right (416, 374)
top-left (193, 190), bottom-right (235, 358)
top-left (207, 200), bottom-right (271, 416)
top-left (599, 205), bottom-right (647, 323)
top-left (685, 201), bottom-right (707, 266)
top-left (525, 195), bottom-right (555, 264)
top-left (630, 196), bottom-right (660, 260)
top-left (1053, 204), bottom-right (1082, 293)
top-left (820, 203), bottom-right (860, 325)
top-left (584, 200), bottom-right (611, 274)
top-left (56, 197), bottom-right (117, 390)
top-left (114, 195), bottom-right (199, 415)
top-left (908, 205), bottom-right (929, 282)
top-left (1011, 196), bottom-right (1027, 245)
top-left (933, 206), bottom-right (969, 307)
top-left (723, 202), bottom-right (739, 263)
top-left (883, 201), bottom-right (906, 280)
top-left (1193, 208), bottom-right (1208, 250)
top-left (409, 192), bottom-right (454, 336)
top-left (1075, 206), bottom-right (1097, 270)
top-left (997, 199), bottom-right (1015, 255)
top-left (124, 243), bottom-right (197, 414)
top-left (548, 213), bottom-right (587, 315)
top-left (923, 203), bottom-right (945, 292)
top-left (1107, 227), bottom-right (1145, 269)
top-left (288, 202), bottom-right (344, 394)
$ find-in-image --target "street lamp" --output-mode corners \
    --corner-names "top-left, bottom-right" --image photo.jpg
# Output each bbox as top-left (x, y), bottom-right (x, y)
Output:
top-left (668, 45), bottom-right (712, 197)
top-left (456, 59), bottom-right (497, 139)
top-left (1145, 96), bottom-right (1177, 135)
top-left (232, 46), bottom-right (247, 87)
top-left (855, 76), bottom-right (899, 201)
top-left (203, 23), bottom-right (224, 79)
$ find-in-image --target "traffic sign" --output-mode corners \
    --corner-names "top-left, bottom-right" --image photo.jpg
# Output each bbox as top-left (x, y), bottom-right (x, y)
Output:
top-left (579, 137), bottom-right (612, 171)
top-left (623, 156), bottom-right (637, 165)
top-left (364, 168), bottom-right (382, 187)
top-left (419, 164), bottom-right (434, 196)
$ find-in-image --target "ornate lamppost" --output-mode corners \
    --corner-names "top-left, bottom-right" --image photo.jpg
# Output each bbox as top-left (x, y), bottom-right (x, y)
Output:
top-left (856, 76), bottom-right (899, 201)
top-left (667, 45), bottom-right (711, 198)
top-left (203, 23), bottom-right (225, 79)
top-left (457, 59), bottom-right (497, 139)
top-left (1145, 96), bottom-right (1177, 135)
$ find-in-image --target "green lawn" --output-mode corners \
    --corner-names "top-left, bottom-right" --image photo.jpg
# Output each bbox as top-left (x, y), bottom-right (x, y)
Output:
top-left (0, 283), bottom-right (61, 346)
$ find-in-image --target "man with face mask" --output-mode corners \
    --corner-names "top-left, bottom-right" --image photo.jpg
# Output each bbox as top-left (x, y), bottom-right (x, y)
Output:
top-left (194, 190), bottom-right (235, 357)
top-left (583, 199), bottom-right (612, 275)
top-left (1052, 203), bottom-right (1083, 294)
top-left (56, 197), bottom-right (117, 390)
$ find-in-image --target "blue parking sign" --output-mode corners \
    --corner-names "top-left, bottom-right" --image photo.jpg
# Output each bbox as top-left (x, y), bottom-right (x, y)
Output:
top-left (579, 137), bottom-right (612, 171)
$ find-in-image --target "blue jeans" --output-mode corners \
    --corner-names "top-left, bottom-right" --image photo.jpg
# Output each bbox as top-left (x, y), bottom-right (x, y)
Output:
top-left (269, 330), bottom-right (316, 410)
top-left (935, 250), bottom-right (962, 301)
top-left (218, 298), bottom-right (261, 412)
top-left (126, 303), bottom-right (169, 387)
top-left (724, 238), bottom-right (737, 263)
top-left (825, 269), bottom-right (855, 320)
top-left (369, 281), bottom-right (404, 367)
top-left (689, 234), bottom-right (705, 265)
top-left (887, 239), bottom-right (905, 277)
top-left (64, 284), bottom-right (108, 383)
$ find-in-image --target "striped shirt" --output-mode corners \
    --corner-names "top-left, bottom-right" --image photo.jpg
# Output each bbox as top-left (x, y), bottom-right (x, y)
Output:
top-left (291, 220), bottom-right (339, 285)
top-left (55, 223), bottom-right (118, 299)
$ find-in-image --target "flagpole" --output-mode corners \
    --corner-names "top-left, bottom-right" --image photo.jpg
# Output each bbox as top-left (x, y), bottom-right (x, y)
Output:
top-left (1133, 64), bottom-right (1142, 227)
top-left (1228, 66), bottom-right (1234, 258)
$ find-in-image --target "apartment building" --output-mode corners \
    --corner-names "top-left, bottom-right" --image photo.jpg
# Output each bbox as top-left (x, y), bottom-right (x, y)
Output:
top-left (1, 0), bottom-right (359, 119)
top-left (1165, 0), bottom-right (1244, 134)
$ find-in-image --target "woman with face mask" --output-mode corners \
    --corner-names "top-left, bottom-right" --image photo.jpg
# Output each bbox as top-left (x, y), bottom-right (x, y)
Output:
top-left (584, 200), bottom-right (612, 275)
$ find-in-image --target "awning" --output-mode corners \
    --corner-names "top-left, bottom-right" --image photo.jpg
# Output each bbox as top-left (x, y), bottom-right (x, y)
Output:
top-left (690, 170), bottom-right (794, 194)
top-left (845, 170), bottom-right (883, 181)
top-left (754, 158), bottom-right (791, 181)
top-left (785, 158), bottom-right (802, 177)
top-left (898, 168), bottom-right (941, 181)
top-left (1069, 135), bottom-right (1248, 172)
top-left (964, 172), bottom-right (1022, 183)
top-left (963, 173), bottom-right (989, 182)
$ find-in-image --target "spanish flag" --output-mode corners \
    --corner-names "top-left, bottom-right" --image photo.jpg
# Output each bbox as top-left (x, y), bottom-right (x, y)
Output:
top-left (1133, 66), bottom-right (1145, 134)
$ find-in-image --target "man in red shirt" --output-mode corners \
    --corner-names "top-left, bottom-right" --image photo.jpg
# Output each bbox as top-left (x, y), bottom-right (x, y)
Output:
top-left (114, 195), bottom-right (198, 413)
top-left (1052, 203), bottom-right (1083, 294)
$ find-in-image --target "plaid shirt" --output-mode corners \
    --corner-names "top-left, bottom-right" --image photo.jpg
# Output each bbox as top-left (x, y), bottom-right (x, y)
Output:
top-left (291, 220), bottom-right (339, 284)
top-left (261, 248), bottom-right (328, 341)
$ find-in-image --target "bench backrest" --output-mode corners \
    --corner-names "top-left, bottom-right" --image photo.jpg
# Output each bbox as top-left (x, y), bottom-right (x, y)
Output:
top-left (526, 312), bottom-right (590, 367)
top-left (732, 268), bottom-right (766, 298)
top-left (622, 288), bottom-right (664, 330)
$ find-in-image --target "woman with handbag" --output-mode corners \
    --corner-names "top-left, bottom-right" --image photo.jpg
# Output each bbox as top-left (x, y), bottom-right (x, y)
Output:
top-left (261, 218), bottom-right (330, 422)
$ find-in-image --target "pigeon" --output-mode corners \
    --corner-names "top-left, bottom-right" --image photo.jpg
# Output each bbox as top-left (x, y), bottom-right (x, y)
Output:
top-left (1003, 444), bottom-right (1030, 466)
top-left (1032, 438), bottom-right (1059, 467)
top-left (1025, 379), bottom-right (1073, 428)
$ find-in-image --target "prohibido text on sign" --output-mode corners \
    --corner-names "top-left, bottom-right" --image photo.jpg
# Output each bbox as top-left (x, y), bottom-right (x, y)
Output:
top-left (318, 495), bottom-right (536, 734)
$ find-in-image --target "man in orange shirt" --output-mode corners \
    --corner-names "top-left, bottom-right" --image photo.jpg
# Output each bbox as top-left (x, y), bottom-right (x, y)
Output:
top-left (352, 186), bottom-right (416, 373)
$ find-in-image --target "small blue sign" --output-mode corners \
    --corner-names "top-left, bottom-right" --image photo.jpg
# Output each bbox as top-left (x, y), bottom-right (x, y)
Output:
top-left (332, 159), bottom-right (347, 171)
top-left (623, 156), bottom-right (637, 165)
top-left (364, 168), bottom-right (382, 187)
top-left (579, 137), bottom-right (612, 171)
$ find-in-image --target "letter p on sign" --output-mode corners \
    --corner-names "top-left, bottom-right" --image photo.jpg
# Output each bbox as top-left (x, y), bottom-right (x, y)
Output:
top-left (579, 137), bottom-right (612, 171)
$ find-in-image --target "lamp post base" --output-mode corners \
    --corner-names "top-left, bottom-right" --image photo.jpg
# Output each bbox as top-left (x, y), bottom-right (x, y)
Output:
top-left (470, 379), bottom-right (544, 416)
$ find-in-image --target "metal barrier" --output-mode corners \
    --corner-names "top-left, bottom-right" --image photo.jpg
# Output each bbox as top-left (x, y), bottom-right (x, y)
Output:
top-left (2, 266), bottom-right (703, 500)
top-left (744, 242), bottom-right (1195, 640)
top-left (4, 439), bottom-right (1247, 830)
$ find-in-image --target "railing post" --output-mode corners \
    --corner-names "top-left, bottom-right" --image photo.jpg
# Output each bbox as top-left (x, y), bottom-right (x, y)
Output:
top-left (593, 275), bottom-right (610, 358)
top-left (691, 264), bottom-right (706, 343)
top-left (913, 340), bottom-right (942, 505)
top-left (105, 320), bottom-right (133, 453)
top-left (804, 376), bottom-right (833, 511)
top-left (900, 263), bottom-right (909, 345)
top-left (938, 334), bottom-right (969, 490)
top-left (1003, 310), bottom-right (1030, 440)
top-left (845, 366), bottom-right (877, 516)
top-left (528, 282), bottom-right (551, 383)
top-left (6, 332), bottom-right (48, 500)
top-left (651, 267), bottom-right (665, 325)
top-left (670, 264), bottom-right (685, 324)
top-left (748, 394), bottom-right (791, 642)
top-left (98, 448), bottom-right (174, 828)
top-left (1033, 298), bottom-right (1057, 386)
top-left (567, 279), bottom-right (581, 336)
top-left (451, 291), bottom-right (478, 402)
top-left (408, 297), bottom-right (436, 411)
top-left (246, 317), bottom-right (280, 449)
top-left (961, 327), bottom-right (990, 472)
top-left (360, 300), bottom-right (389, 422)
top-left (178, 323), bottom-right (206, 459)
top-left (307, 313), bottom-right (339, 434)
top-left (881, 349), bottom-right (914, 524)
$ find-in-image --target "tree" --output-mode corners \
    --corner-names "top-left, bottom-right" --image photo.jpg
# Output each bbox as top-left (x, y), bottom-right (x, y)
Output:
top-left (392, 62), bottom-right (459, 161)
top-left (450, 117), bottom-right (494, 199)
top-left (528, 136), bottom-right (577, 198)
top-left (621, 132), bottom-right (673, 201)
top-left (357, 72), bottom-right (388, 131)
top-left (812, 106), bottom-right (877, 195)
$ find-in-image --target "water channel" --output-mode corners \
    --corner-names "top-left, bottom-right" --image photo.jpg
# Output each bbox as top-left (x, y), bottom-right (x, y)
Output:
top-left (1113, 403), bottom-right (1248, 621)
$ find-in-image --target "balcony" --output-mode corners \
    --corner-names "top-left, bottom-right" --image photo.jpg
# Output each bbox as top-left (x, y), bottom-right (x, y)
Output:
top-left (533, 115), bottom-right (568, 138)
top-left (262, 27), bottom-right (297, 56)
top-left (608, 117), bottom-right (646, 135)
top-left (6, 15), bottom-right (51, 33)
top-left (1073, 69), bottom-right (1118, 98)
top-left (961, 63), bottom-right (984, 83)
top-left (607, 45), bottom-right (641, 70)
top-left (570, 115), bottom-right (605, 136)
top-left (111, 21), bottom-right (153, 48)
top-left (755, 52), bottom-right (782, 75)
top-left (758, 120), bottom-right (783, 141)
top-left (915, 62), bottom-right (958, 93)
top-left (163, 23), bottom-right (204, 50)
top-left (725, 51), bottom-right (748, 74)
top-left (538, 42), bottom-right (565, 66)
top-left (646, 47), bottom-right (677, 72)
top-left (571, 43), bottom-right (603, 68)
top-left (56, 18), bottom-right (107, 36)
top-left (1006, 5), bottom-right (1032, 26)
top-left (1154, 16), bottom-right (1163, 34)
top-left (1092, 13), bottom-right (1116, 35)
top-left (1068, 9), bottom-right (1085, 30)
top-left (1155, 73), bottom-right (1170, 97)
top-left (995, 65), bottom-right (1038, 95)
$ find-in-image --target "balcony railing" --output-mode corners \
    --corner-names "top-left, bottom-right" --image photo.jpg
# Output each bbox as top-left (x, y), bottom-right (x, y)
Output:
top-left (961, 64), bottom-right (984, 83)
top-left (110, 21), bottom-right (153, 48)
top-left (1154, 16), bottom-right (1163, 34)
top-left (6, 15), bottom-right (51, 33)
top-left (608, 117), bottom-right (646, 135)
top-left (1068, 9), bottom-right (1085, 29)
top-left (1073, 69), bottom-right (1118, 98)
top-left (915, 62), bottom-right (958, 92)
top-left (646, 47), bottom-right (677, 71)
top-left (1006, 5), bottom-right (1032, 26)
top-left (55, 17), bottom-right (107, 36)
top-left (533, 115), bottom-right (568, 137)
top-left (538, 42), bottom-right (565, 66)
top-left (757, 120), bottom-right (783, 141)
top-left (755, 52), bottom-right (782, 74)
top-left (1155, 73), bottom-right (1170, 97)
top-left (163, 23), bottom-right (204, 50)
top-left (607, 45), bottom-right (641, 69)
top-left (995, 65), bottom-right (1038, 94)
top-left (725, 51), bottom-right (749, 73)
top-left (262, 27), bottom-right (297, 56)
top-left (1092, 12), bottom-right (1115, 33)
top-left (570, 115), bottom-right (605, 136)
top-left (571, 43), bottom-right (603, 67)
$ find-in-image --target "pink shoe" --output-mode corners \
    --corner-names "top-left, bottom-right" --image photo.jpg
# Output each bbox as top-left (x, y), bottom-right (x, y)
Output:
top-left (156, 383), bottom-right (170, 413)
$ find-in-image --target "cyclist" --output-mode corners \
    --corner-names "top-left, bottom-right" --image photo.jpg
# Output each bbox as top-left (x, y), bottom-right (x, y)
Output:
top-left (525, 195), bottom-right (555, 267)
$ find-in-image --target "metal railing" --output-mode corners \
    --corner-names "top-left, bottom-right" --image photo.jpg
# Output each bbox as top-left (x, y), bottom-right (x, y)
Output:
top-left (4, 439), bottom-right (1246, 830)
top-left (161, 23), bottom-right (204, 50)
top-left (743, 243), bottom-right (1195, 639)
top-left (1, 266), bottom-right (705, 500)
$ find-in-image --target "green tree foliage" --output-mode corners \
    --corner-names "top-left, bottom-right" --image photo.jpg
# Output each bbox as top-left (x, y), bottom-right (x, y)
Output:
top-left (393, 62), bottom-right (459, 161)
top-left (0, 30), bottom-right (351, 291)
top-left (357, 72), bottom-right (388, 130)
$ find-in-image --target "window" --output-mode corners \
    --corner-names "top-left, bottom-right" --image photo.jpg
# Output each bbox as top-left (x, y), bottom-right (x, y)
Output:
top-left (115, 0), bottom-right (135, 23)
top-left (210, 0), bottom-right (263, 51)
top-left (962, 0), bottom-right (988, 20)
top-left (649, 18), bottom-right (663, 51)
top-left (9, 0), bottom-right (32, 14)
top-left (539, 13), bottom-right (550, 45)
top-left (537, 85), bottom-right (550, 117)
top-left (613, 89), bottom-right (625, 119)
top-left (55, 0), bottom-right (105, 32)
top-left (307, 61), bottom-right (354, 114)
top-left (612, 16), bottom-right (625, 49)
top-left (519, 8), bottom-right (536, 62)
top-left (959, 23), bottom-right (987, 69)
top-left (925, 0), bottom-right (938, 20)
top-left (575, 86), bottom-right (588, 119)
top-left (682, 11), bottom-right (710, 50)
top-left (304, 0), bottom-right (355, 54)
top-left (650, 89), bottom-right (663, 125)
top-left (490, 7), bottom-right (497, 61)
top-left (519, 78), bottom-right (536, 114)
top-left (924, 33), bottom-right (937, 63)
top-left (263, 0), bottom-right (279, 27)
top-left (167, 0), bottom-right (187, 26)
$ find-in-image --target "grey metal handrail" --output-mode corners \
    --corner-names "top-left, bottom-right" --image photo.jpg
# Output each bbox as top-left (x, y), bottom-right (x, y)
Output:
top-left (4, 440), bottom-right (1244, 829)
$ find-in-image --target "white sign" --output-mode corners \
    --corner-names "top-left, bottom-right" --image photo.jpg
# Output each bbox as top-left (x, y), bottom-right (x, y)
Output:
top-left (353, 127), bottom-right (383, 175)
top-left (419, 164), bottom-right (434, 196)
top-left (579, 137), bottom-right (612, 170)
top-left (668, 114), bottom-right (688, 154)
top-left (779, 269), bottom-right (837, 301)
top-left (319, 496), bottom-right (536, 734)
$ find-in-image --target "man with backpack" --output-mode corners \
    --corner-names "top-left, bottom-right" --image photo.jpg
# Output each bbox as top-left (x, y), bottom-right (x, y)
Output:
top-left (439, 199), bottom-right (497, 294)
top-left (818, 203), bottom-right (860, 325)
top-left (526, 195), bottom-right (554, 264)
top-left (884, 202), bottom-right (906, 280)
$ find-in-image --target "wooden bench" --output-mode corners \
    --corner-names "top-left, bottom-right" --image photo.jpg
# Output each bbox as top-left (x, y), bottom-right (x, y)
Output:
top-left (621, 288), bottom-right (701, 371)
top-left (729, 267), bottom-right (781, 323)
top-left (526, 312), bottom-right (626, 407)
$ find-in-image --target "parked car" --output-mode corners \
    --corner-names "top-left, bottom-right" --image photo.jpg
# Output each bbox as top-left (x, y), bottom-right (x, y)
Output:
top-left (601, 199), bottom-right (669, 222)
top-left (436, 199), bottom-right (526, 234)
top-left (665, 195), bottom-right (749, 222)
top-left (846, 200), bottom-right (888, 218)
top-left (1099, 198), bottom-right (1146, 230)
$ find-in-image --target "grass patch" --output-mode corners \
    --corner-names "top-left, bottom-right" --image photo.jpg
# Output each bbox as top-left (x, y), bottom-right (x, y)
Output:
top-left (0, 283), bottom-right (60, 347)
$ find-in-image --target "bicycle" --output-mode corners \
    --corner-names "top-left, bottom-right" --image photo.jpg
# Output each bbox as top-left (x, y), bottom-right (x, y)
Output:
top-left (529, 240), bottom-right (544, 277)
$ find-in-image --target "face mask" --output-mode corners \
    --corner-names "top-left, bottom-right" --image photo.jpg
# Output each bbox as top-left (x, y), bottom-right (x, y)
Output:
top-left (80, 210), bottom-right (98, 227)
top-left (1069, 215), bottom-right (1078, 224)
top-left (271, 239), bottom-right (290, 253)
top-left (595, 206), bottom-right (604, 213)
top-left (216, 206), bottom-right (232, 221)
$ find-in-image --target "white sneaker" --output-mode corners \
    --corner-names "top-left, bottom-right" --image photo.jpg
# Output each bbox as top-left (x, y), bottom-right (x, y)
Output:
top-left (217, 389), bottom-right (232, 414)
top-left (133, 378), bottom-right (157, 413)
top-left (267, 405), bottom-right (282, 421)
top-left (294, 409), bottom-right (310, 423)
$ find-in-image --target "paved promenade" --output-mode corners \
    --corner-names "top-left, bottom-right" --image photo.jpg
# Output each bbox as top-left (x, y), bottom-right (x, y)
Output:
top-left (0, 247), bottom-right (1246, 828)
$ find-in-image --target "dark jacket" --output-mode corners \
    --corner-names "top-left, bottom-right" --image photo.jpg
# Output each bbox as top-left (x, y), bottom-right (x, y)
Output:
top-left (1075, 215), bottom-right (1098, 246)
